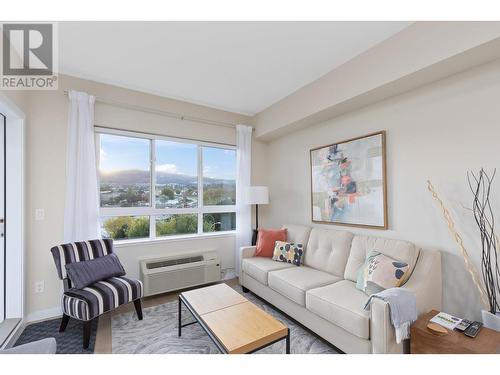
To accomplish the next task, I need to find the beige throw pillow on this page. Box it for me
[356,251,409,295]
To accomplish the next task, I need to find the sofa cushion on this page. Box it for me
[282,224,312,251]
[303,228,354,277]
[255,228,287,257]
[356,251,410,295]
[241,257,294,285]
[272,241,304,266]
[344,235,419,284]
[306,280,370,339]
[268,266,341,306]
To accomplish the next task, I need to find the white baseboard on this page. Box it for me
[26,306,61,324]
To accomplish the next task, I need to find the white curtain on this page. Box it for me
[63,90,100,242]
[235,124,253,277]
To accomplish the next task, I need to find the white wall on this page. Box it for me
[3,74,263,320]
[259,58,500,321]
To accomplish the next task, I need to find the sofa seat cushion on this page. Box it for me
[242,257,294,285]
[306,280,370,339]
[268,266,341,306]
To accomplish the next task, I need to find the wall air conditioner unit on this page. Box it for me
[140,250,221,296]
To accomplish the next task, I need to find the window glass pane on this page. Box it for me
[99,134,150,207]
[203,212,236,232]
[203,147,236,206]
[156,214,198,237]
[155,140,198,208]
[101,216,150,240]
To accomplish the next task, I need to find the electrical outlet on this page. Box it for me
[35,209,45,221]
[34,280,44,294]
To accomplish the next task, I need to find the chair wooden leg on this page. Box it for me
[59,314,70,332]
[83,320,92,349]
[134,299,143,320]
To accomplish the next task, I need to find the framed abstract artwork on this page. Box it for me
[310,131,387,229]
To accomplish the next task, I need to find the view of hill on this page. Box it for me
[100,169,234,185]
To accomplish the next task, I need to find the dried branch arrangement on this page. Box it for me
[467,169,500,314]
[427,180,490,309]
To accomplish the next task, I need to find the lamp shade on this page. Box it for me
[245,186,269,205]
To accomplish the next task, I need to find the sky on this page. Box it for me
[99,133,236,180]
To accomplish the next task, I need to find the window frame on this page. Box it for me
[95,127,237,242]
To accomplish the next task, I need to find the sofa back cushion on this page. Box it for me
[304,228,354,277]
[282,224,312,250]
[344,235,419,284]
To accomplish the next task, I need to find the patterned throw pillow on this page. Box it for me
[356,251,409,295]
[272,241,304,266]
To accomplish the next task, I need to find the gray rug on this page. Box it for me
[15,317,97,354]
[111,285,339,354]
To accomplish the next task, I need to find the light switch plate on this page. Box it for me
[35,208,45,221]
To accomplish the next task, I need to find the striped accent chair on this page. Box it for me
[50,239,143,349]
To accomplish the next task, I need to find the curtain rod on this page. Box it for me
[63,90,250,130]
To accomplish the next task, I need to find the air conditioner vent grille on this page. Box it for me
[146,255,204,269]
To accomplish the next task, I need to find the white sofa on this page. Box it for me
[239,224,442,354]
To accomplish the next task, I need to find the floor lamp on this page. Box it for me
[245,186,269,246]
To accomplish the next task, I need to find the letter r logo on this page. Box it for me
[2,24,53,76]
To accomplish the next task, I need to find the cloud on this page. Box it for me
[100,149,107,161]
[156,163,178,174]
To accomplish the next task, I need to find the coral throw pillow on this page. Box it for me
[255,228,287,257]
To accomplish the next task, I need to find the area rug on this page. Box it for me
[111,285,339,354]
[15,317,97,354]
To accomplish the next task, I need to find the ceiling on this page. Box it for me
[59,22,411,115]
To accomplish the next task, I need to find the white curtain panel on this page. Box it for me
[235,124,253,276]
[63,90,100,242]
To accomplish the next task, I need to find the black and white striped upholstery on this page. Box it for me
[51,239,115,281]
[61,276,143,321]
[51,239,143,321]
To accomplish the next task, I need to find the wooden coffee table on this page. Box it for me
[178,283,290,354]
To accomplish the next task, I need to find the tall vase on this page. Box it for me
[481,310,500,332]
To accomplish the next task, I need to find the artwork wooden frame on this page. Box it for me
[310,131,387,229]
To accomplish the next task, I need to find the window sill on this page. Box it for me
[113,231,236,248]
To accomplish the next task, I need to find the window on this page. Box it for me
[97,129,236,241]
[99,134,150,207]
[203,147,236,206]
[155,140,198,209]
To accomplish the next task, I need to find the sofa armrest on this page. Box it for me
[370,248,442,354]
[401,248,442,315]
[239,245,256,278]
[370,298,403,353]
[241,245,256,259]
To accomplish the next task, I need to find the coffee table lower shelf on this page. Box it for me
[178,294,290,354]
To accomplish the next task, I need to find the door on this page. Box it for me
[0,113,4,323]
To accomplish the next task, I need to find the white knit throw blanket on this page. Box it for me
[364,288,417,343]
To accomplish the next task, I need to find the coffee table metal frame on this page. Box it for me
[178,294,290,354]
